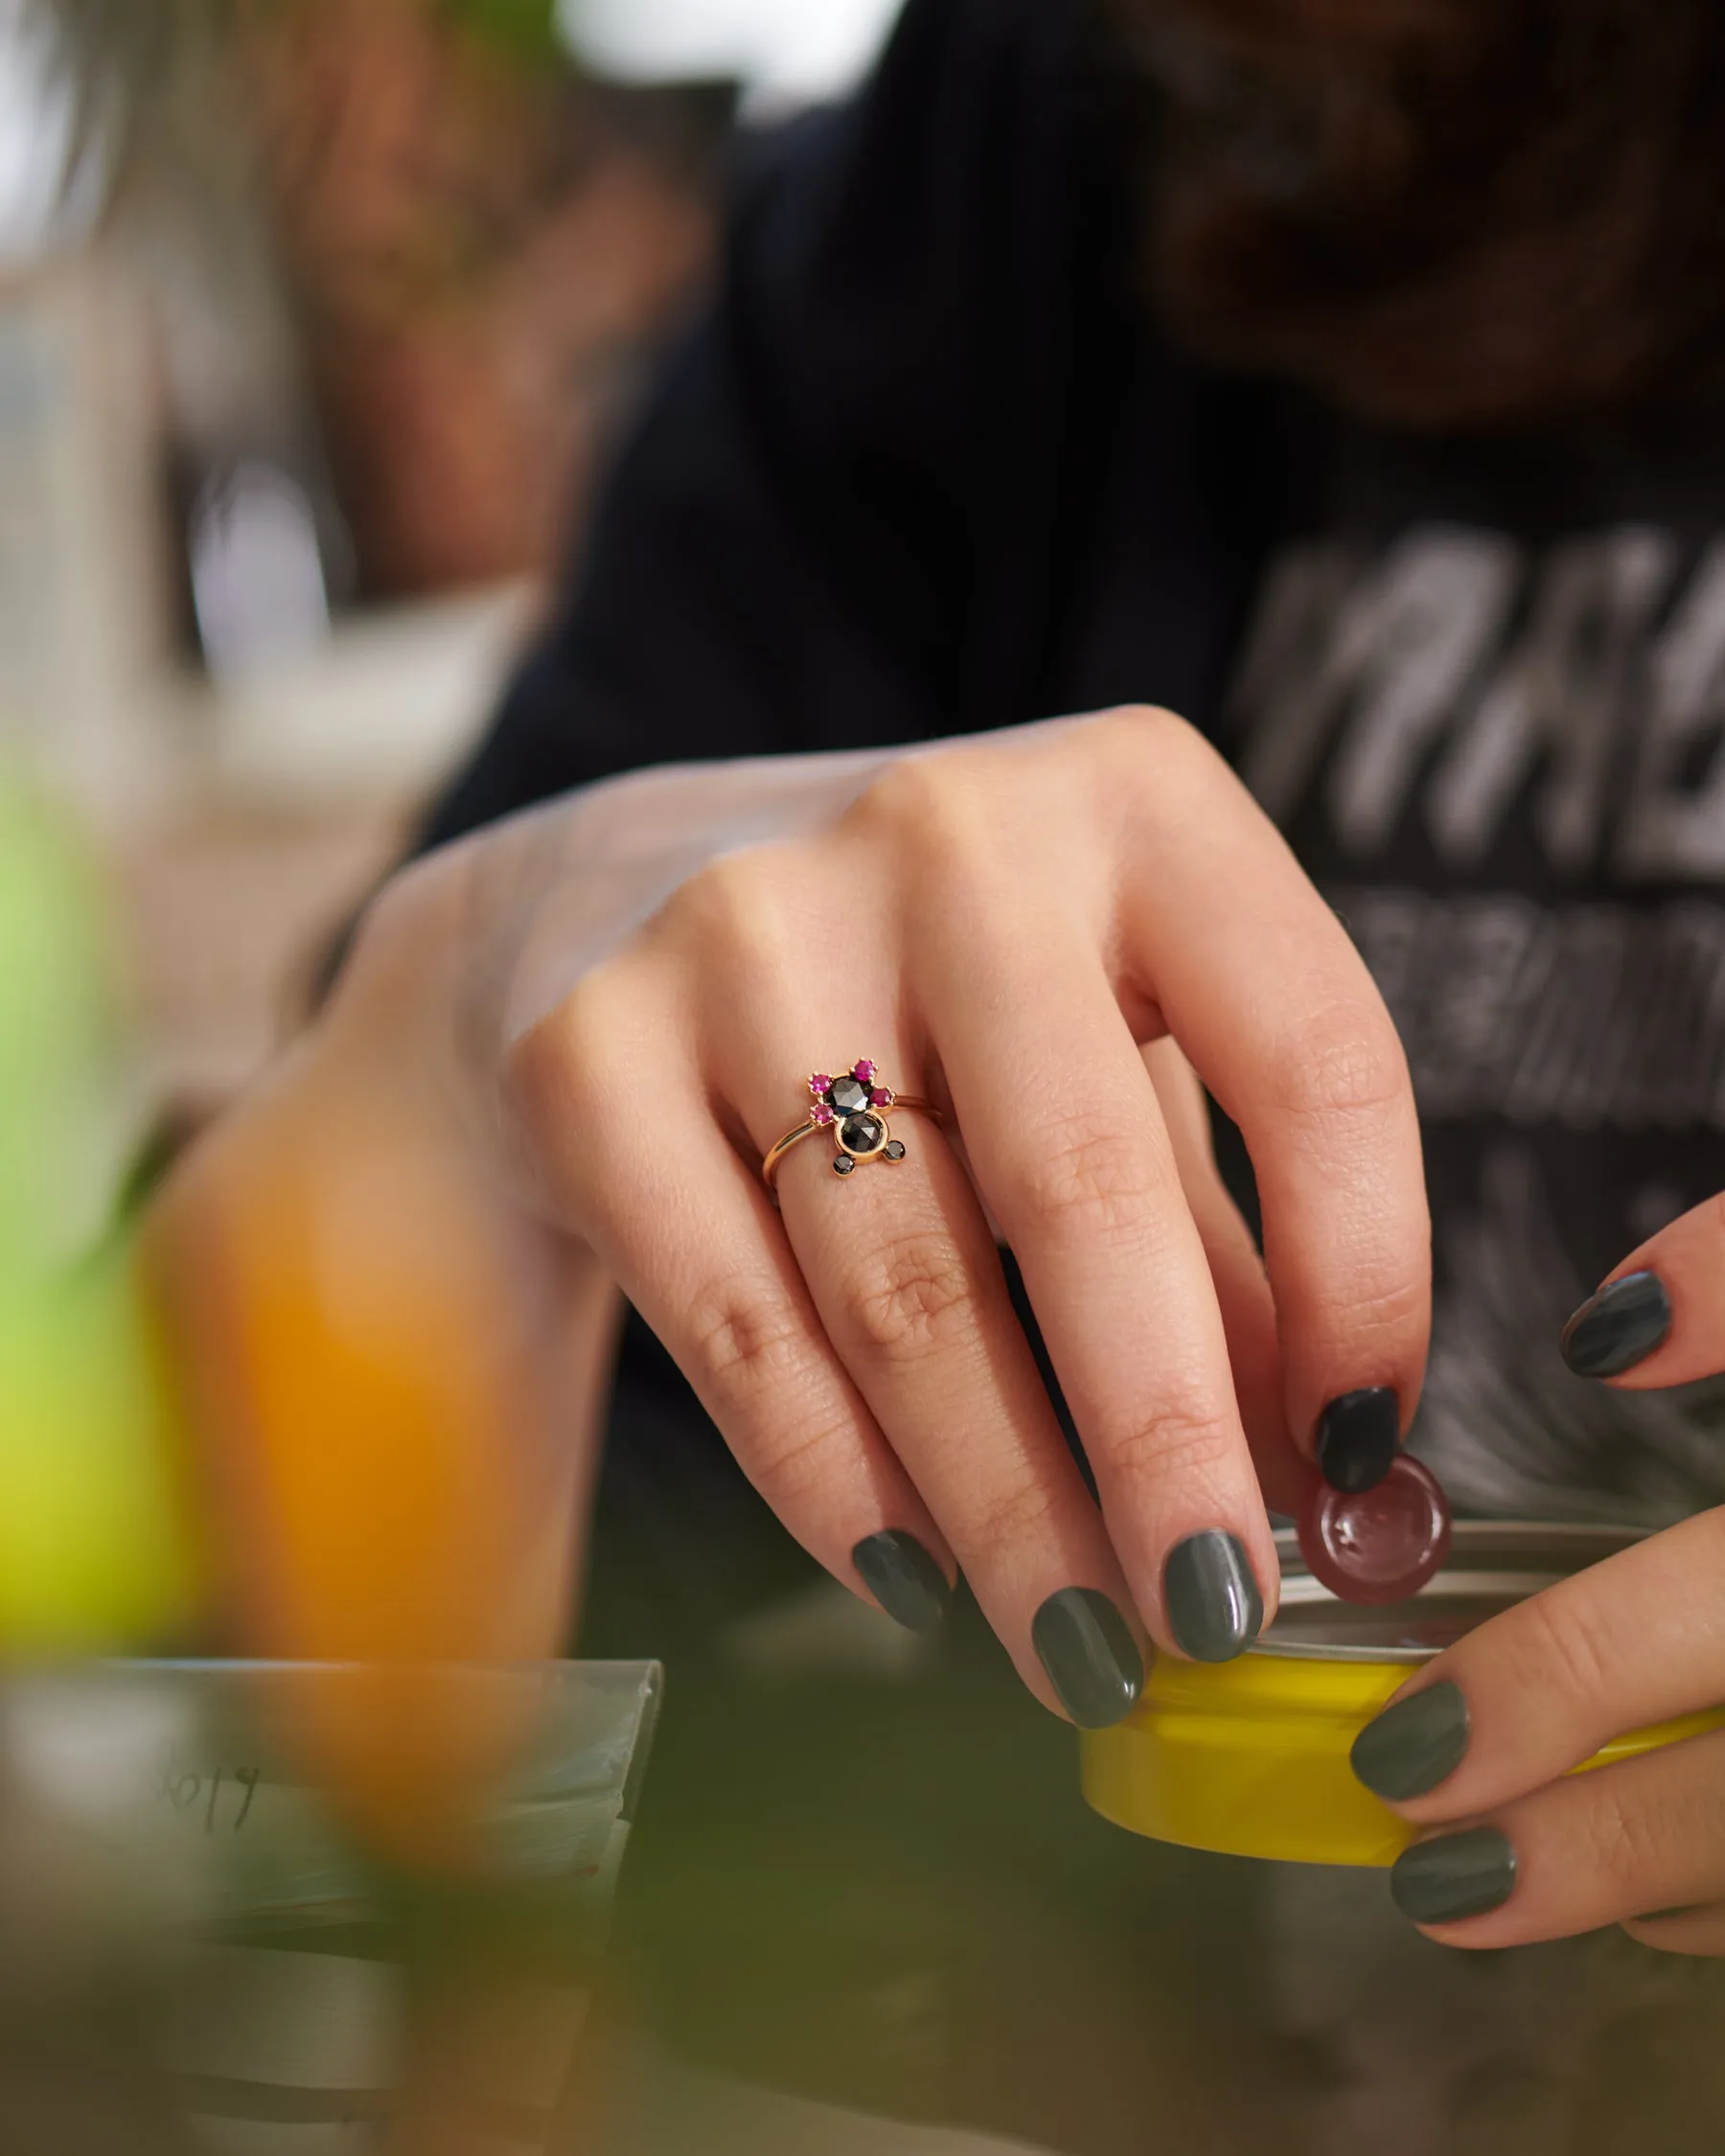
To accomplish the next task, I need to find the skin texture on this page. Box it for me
[1350,1197,1725,1955]
[150,708,1430,1751]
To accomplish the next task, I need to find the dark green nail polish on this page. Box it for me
[852,1530,952,1633]
[1560,1271,1671,1379]
[1352,1682,1470,1800]
[1162,1531,1263,1663]
[1032,1588,1144,1728]
[1391,1828,1516,1926]
[1315,1388,1399,1493]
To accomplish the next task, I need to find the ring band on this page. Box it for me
[762,1060,939,1194]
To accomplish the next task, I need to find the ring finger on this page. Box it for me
[755,1043,1148,1729]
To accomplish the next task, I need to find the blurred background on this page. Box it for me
[1,0,903,1129]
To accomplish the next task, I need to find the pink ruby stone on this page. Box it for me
[812,1103,835,1126]
[869,1088,893,1109]
[852,1060,877,1085]
[809,1074,833,1097]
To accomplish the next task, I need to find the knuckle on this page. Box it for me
[1307,1268,1431,1357]
[746,1417,851,1516]
[850,752,997,873]
[1105,1391,1238,1489]
[970,1470,1063,1551]
[1083,704,1218,809]
[505,971,634,1195]
[685,1275,812,1402]
[1586,1778,1668,1895]
[1269,1003,1412,1125]
[1088,702,1197,763]
[1005,1114,1162,1244]
[846,1227,978,1362]
[1514,1586,1614,1712]
[660,847,801,974]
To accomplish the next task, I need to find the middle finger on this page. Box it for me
[925,932,1281,1664]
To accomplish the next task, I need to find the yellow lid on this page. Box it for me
[1082,1525,1725,1867]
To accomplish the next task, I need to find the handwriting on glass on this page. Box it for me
[154,1753,263,1832]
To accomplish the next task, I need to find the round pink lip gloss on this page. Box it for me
[1298,1454,1454,1606]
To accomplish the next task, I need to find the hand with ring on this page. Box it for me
[149,708,1431,1732]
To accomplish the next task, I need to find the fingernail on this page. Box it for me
[1351,1681,1470,1800]
[1032,1588,1145,1728]
[1391,1827,1516,1926]
[1315,1387,1400,1493]
[1162,1531,1264,1663]
[852,1530,952,1634]
[1560,1271,1672,1379]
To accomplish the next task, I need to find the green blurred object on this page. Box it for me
[439,0,565,67]
[0,773,197,1651]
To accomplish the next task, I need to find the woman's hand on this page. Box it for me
[151,707,1430,1732]
[1349,1199,1725,1952]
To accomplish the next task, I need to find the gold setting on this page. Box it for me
[762,1060,938,1196]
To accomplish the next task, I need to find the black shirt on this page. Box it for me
[427,0,1725,1564]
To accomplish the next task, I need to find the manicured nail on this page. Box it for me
[1351,1681,1469,1800]
[1032,1588,1145,1728]
[1162,1531,1263,1663]
[1561,1271,1672,1379]
[1391,1827,1516,1926]
[852,1530,952,1633]
[1315,1387,1400,1493]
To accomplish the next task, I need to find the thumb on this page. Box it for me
[1557,1204,1717,1388]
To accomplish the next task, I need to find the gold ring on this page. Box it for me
[762,1060,939,1194]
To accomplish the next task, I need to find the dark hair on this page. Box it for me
[1106,0,1725,430]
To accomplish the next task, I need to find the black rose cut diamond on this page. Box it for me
[840,1113,886,1156]
[829,1076,870,1116]
[884,1140,907,1161]
[833,1156,856,1175]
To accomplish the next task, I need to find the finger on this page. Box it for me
[1388,1725,1725,1949]
[759,1054,1146,1725]
[1621,1901,1725,1955]
[1144,1040,1311,1520]
[1558,1197,1723,1387]
[927,929,1279,1665]
[1106,710,1431,1493]
[508,969,957,1636]
[1346,1510,1725,1822]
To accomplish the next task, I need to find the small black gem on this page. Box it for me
[830,1077,868,1115]
[833,1156,856,1175]
[840,1113,885,1155]
[884,1140,907,1161]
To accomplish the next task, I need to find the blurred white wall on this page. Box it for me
[559,0,905,114]
[0,0,103,267]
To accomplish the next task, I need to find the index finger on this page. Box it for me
[1108,710,1432,1495]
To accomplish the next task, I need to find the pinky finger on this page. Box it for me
[612,1138,958,1632]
